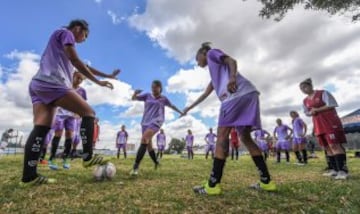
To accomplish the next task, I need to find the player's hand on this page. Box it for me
[109,69,121,79]
[310,108,318,115]
[227,77,237,93]
[182,107,191,116]
[134,89,143,95]
[99,80,114,90]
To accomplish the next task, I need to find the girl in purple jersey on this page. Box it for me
[184,43,276,195]
[116,125,128,159]
[253,129,271,161]
[273,119,293,164]
[21,20,120,186]
[156,129,166,159]
[130,80,183,176]
[186,130,194,160]
[290,111,308,165]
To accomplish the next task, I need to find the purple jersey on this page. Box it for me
[117,131,128,144]
[206,49,258,103]
[33,28,76,88]
[292,117,305,138]
[185,135,194,147]
[254,130,266,141]
[274,125,291,141]
[136,93,172,127]
[205,133,217,145]
[75,87,87,100]
[157,133,166,146]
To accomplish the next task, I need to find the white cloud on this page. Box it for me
[130,0,360,132]
[107,10,126,25]
[94,0,102,4]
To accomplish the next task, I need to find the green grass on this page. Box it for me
[0,153,359,214]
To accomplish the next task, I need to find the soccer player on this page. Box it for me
[183,43,276,195]
[185,130,194,160]
[116,125,128,159]
[273,119,293,164]
[93,118,100,148]
[290,111,308,165]
[130,80,183,176]
[230,128,240,160]
[21,19,120,186]
[48,72,87,170]
[300,78,348,179]
[254,129,271,161]
[156,129,166,159]
[205,128,216,159]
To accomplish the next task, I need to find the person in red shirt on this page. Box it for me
[93,118,100,148]
[300,78,348,180]
[230,128,240,160]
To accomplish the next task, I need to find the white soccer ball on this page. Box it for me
[93,162,116,181]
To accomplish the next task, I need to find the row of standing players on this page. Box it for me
[21,20,348,198]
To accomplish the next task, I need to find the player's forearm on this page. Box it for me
[72,59,101,85]
[315,106,335,113]
[87,65,112,78]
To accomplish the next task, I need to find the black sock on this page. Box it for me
[325,151,332,169]
[335,154,348,173]
[295,151,302,162]
[62,138,72,159]
[329,156,337,171]
[133,144,147,170]
[49,136,61,161]
[231,150,234,160]
[160,152,163,158]
[285,151,290,162]
[302,149,308,164]
[22,126,50,182]
[80,116,95,161]
[149,150,158,164]
[236,149,239,160]
[39,146,47,161]
[157,152,160,159]
[117,149,120,159]
[124,151,127,159]
[264,152,268,161]
[208,158,226,187]
[252,155,271,184]
[277,151,281,162]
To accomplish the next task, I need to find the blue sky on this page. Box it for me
[1,0,359,149]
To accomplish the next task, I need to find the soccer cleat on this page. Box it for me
[193,181,222,195]
[295,162,305,166]
[48,160,59,170]
[39,159,48,165]
[63,159,70,169]
[130,169,138,176]
[19,175,56,187]
[334,171,349,180]
[250,180,277,192]
[322,170,337,177]
[82,154,109,168]
[155,162,160,170]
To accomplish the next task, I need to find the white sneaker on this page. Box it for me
[334,171,349,180]
[130,169,138,176]
[295,162,305,166]
[322,170,337,177]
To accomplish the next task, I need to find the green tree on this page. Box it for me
[256,0,360,21]
[165,138,186,154]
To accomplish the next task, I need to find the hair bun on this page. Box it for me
[201,42,211,48]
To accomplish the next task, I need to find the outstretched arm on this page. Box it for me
[87,65,120,79]
[64,45,114,89]
[132,90,143,101]
[169,104,184,116]
[183,82,214,115]
[287,127,293,139]
[303,122,308,137]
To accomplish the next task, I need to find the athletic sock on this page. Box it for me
[208,158,225,187]
[277,151,281,162]
[133,144,147,170]
[285,151,290,162]
[325,151,332,169]
[22,126,50,182]
[295,151,302,162]
[335,154,348,173]
[124,151,127,159]
[62,138,72,159]
[329,155,337,171]
[252,155,271,184]
[39,146,47,161]
[302,149,308,164]
[49,136,61,161]
[149,150,158,164]
[80,116,95,161]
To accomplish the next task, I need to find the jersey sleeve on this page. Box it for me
[163,96,172,107]
[207,49,227,64]
[135,93,149,101]
[59,29,75,46]
[322,91,338,107]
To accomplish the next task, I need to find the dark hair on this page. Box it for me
[67,19,89,32]
[300,78,312,86]
[197,42,212,56]
[152,80,163,93]
[290,111,299,117]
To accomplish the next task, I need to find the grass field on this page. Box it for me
[0,153,359,214]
